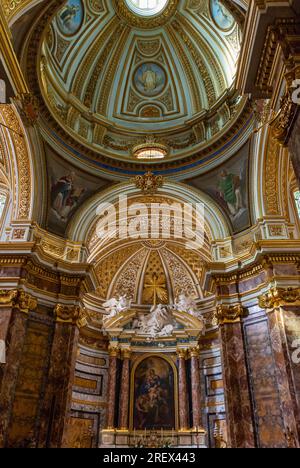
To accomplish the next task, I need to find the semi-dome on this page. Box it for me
[36,0,244,166]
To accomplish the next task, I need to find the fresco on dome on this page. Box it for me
[188,141,250,233]
[46,147,108,236]
[133,356,175,430]
[210,0,234,30]
[57,0,84,36]
[134,63,167,97]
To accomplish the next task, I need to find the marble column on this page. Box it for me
[38,304,87,448]
[177,348,189,430]
[119,349,131,430]
[259,287,300,447]
[189,346,202,430]
[217,304,256,448]
[106,345,119,430]
[0,291,37,448]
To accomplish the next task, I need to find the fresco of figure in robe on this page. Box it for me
[51,172,86,222]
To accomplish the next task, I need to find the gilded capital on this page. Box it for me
[16,291,38,314]
[0,290,18,307]
[108,344,119,358]
[216,304,245,325]
[121,348,132,360]
[0,290,37,314]
[189,346,200,358]
[259,287,300,310]
[54,304,88,329]
[177,348,187,359]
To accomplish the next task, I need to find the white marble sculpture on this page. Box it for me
[173,293,206,332]
[133,304,175,338]
[102,295,131,321]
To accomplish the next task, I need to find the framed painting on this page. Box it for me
[131,355,177,430]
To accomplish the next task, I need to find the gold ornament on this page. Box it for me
[134,171,164,195]
[216,304,245,325]
[259,287,300,310]
[54,304,88,329]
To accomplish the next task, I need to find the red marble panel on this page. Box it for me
[220,323,255,448]
[244,319,287,448]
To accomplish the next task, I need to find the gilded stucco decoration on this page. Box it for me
[33,0,243,164]
[94,240,203,304]
[0,105,32,220]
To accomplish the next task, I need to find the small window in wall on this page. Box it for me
[0,193,6,221]
[294,191,300,219]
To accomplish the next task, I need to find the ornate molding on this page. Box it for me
[271,73,300,145]
[0,289,37,313]
[54,304,88,329]
[14,93,39,126]
[0,289,19,306]
[134,171,164,195]
[16,291,37,313]
[216,304,245,325]
[0,105,32,219]
[113,0,179,29]
[259,286,300,309]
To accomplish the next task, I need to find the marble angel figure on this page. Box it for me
[102,295,131,321]
[173,294,206,332]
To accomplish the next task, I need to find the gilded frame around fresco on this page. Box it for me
[129,353,179,432]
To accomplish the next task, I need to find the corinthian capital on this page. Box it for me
[54,304,88,329]
[0,290,18,306]
[216,304,245,325]
[0,290,37,313]
[17,291,38,313]
[259,287,300,309]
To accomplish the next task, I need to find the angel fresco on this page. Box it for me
[57,0,83,36]
[217,169,245,217]
[51,172,86,222]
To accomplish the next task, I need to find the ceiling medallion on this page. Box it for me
[114,0,179,29]
[132,137,169,160]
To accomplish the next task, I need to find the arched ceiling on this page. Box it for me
[36,0,244,167]
[94,240,206,304]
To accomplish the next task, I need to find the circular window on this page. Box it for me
[125,0,169,17]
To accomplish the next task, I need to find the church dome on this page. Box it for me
[36,0,243,165]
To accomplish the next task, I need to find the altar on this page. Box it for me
[100,297,207,448]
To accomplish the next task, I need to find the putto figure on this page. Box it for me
[173,293,206,333]
[102,295,132,321]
